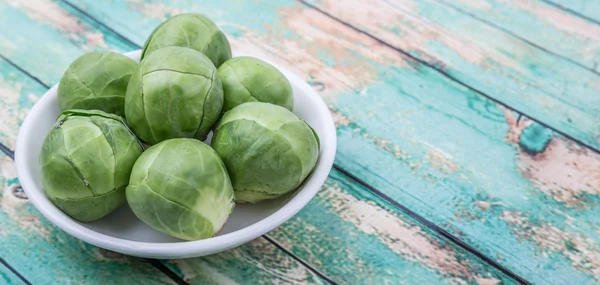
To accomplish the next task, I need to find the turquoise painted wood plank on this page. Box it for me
[59,0,600,284]
[162,238,330,284]
[436,0,600,72]
[0,0,137,85]
[308,0,600,152]
[0,263,27,285]
[0,2,518,284]
[265,169,518,284]
[0,61,41,151]
[543,0,600,23]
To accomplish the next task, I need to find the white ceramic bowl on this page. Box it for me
[14,49,336,259]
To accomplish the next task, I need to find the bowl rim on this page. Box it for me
[14,49,337,258]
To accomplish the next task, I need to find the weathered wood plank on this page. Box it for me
[0,60,44,151]
[307,0,600,152]
[0,1,520,284]
[0,0,138,84]
[436,0,600,72]
[542,0,600,24]
[0,262,27,285]
[60,0,600,284]
[266,169,518,285]
[163,238,330,284]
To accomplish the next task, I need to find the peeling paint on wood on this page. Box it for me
[0,0,135,85]
[0,0,520,284]
[308,0,600,152]
[5,0,107,49]
[443,0,600,72]
[165,239,328,284]
[0,60,43,149]
[269,170,517,284]
[501,211,600,282]
[505,111,600,208]
[0,0,598,284]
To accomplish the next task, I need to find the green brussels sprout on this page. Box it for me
[211,102,320,203]
[39,110,143,222]
[126,138,235,240]
[125,46,224,145]
[141,13,231,67]
[57,51,138,117]
[218,56,294,112]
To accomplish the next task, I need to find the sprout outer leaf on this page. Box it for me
[40,109,143,222]
[211,102,319,203]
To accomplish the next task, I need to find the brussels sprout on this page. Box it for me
[211,102,319,203]
[218,56,294,112]
[125,46,224,145]
[57,51,138,117]
[126,138,235,240]
[141,13,231,67]
[39,110,143,222]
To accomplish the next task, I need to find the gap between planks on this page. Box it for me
[0,0,555,280]
[60,0,141,49]
[147,259,189,285]
[435,0,600,76]
[0,257,32,285]
[298,0,600,158]
[331,165,531,285]
[0,0,559,282]
[13,0,592,282]
[262,235,340,285]
[539,0,600,26]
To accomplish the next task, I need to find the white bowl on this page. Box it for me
[14,49,336,259]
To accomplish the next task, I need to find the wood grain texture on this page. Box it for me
[303,0,600,283]
[0,0,135,85]
[307,0,600,152]
[0,59,43,151]
[57,0,600,284]
[267,169,518,285]
[163,238,329,285]
[438,0,600,73]
[0,1,518,284]
[543,0,600,24]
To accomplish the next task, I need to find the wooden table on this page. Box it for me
[0,0,598,284]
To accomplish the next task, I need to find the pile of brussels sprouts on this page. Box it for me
[40,13,320,241]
